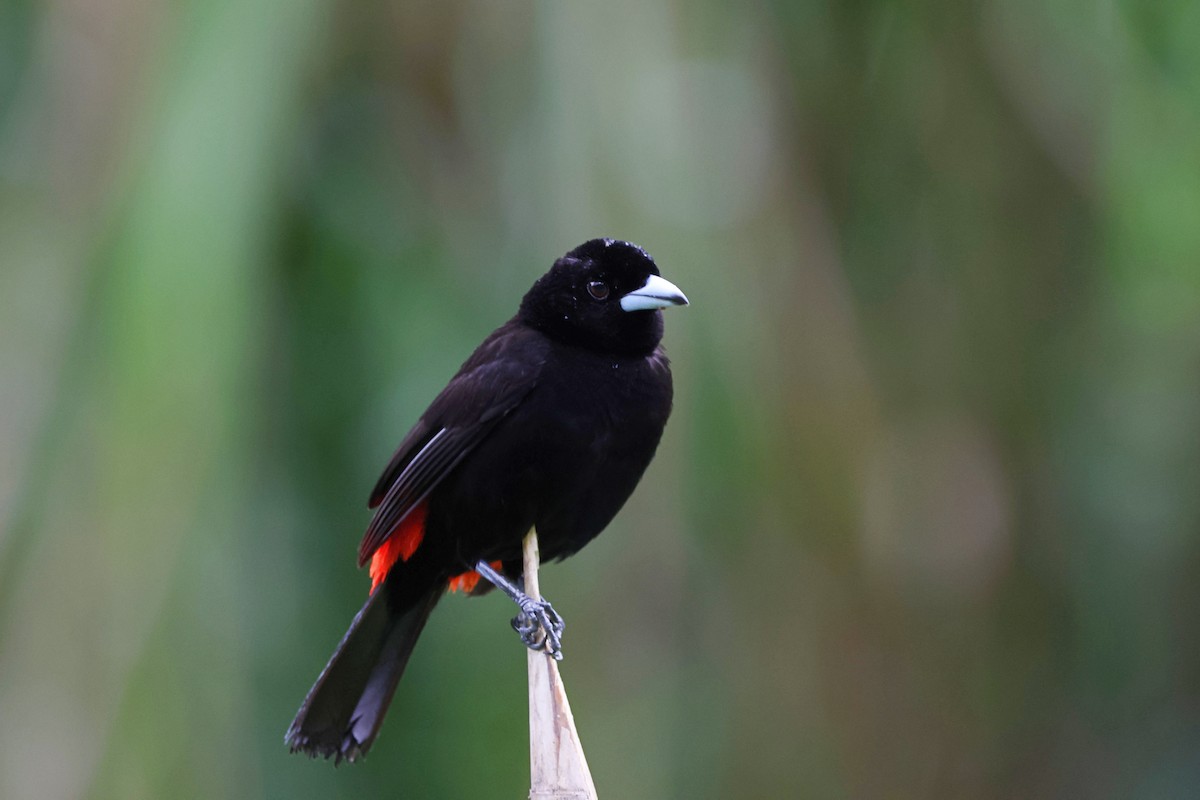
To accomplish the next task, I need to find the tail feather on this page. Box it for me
[286,584,443,762]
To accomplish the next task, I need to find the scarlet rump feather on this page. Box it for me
[368,500,428,593]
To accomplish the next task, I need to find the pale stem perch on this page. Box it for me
[524,529,598,800]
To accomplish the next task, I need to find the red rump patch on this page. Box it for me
[369,501,428,593]
[449,560,504,594]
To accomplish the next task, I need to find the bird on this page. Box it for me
[285,238,688,763]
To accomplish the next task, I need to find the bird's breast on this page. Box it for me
[521,347,673,555]
[429,345,672,566]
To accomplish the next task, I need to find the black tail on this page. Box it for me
[286,583,443,762]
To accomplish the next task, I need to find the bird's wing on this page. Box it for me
[357,322,546,566]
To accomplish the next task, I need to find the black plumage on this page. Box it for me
[286,238,687,761]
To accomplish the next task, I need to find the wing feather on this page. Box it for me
[356,322,546,566]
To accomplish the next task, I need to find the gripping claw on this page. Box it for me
[473,560,566,660]
[511,598,565,660]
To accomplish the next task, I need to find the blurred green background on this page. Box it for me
[2,0,1199,797]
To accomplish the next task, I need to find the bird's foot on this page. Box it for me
[512,597,565,660]
[472,559,566,660]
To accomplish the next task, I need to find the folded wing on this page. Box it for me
[357,322,546,566]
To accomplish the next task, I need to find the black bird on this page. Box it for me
[286,238,688,762]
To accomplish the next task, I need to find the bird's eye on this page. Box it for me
[587,281,610,301]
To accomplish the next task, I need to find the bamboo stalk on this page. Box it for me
[523,529,598,800]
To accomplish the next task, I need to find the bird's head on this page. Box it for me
[519,239,688,355]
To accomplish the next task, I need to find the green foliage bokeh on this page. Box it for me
[1,1,1199,798]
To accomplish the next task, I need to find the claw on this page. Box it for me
[511,612,543,647]
[512,598,565,660]
[472,560,566,660]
